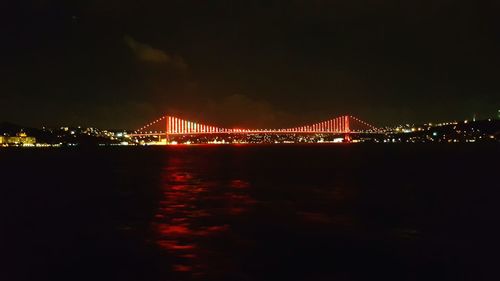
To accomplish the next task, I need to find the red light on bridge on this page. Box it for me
[134,114,378,137]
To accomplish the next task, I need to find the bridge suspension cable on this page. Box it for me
[131,115,379,137]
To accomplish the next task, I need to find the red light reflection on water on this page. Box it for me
[159,225,191,235]
[173,264,193,272]
[230,179,250,189]
[157,240,196,250]
[151,157,255,278]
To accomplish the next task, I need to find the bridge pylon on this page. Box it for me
[165,116,169,142]
[344,115,351,142]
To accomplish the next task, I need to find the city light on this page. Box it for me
[1,114,498,147]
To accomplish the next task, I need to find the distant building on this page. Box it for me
[0,133,36,145]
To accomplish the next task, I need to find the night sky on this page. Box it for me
[1,1,499,129]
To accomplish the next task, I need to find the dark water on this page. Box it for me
[1,144,499,281]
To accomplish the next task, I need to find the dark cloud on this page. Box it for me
[124,35,188,70]
[1,1,499,128]
[201,94,291,128]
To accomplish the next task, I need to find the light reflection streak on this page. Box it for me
[151,156,255,278]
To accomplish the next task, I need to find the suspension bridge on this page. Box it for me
[129,115,380,141]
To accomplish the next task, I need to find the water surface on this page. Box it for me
[1,144,499,280]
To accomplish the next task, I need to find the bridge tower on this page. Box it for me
[344,115,351,142]
[165,116,169,142]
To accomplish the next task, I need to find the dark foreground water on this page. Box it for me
[1,144,499,281]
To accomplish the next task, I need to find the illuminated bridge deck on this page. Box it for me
[131,115,380,137]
